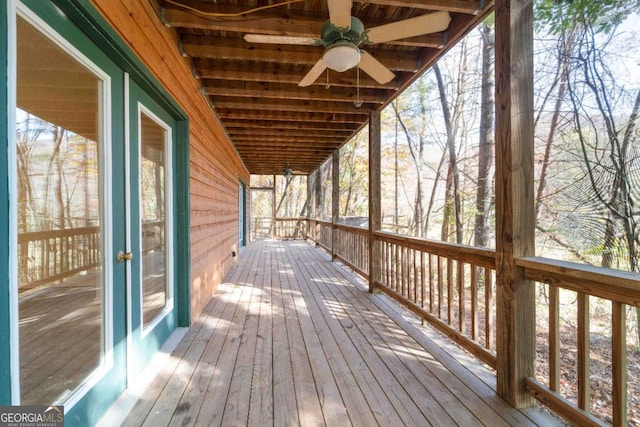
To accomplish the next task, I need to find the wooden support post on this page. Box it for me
[305,172,312,239]
[369,111,381,293]
[494,0,536,408]
[331,150,340,260]
[314,167,322,220]
[272,174,277,239]
[306,172,312,219]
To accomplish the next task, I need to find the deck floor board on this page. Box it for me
[117,240,561,427]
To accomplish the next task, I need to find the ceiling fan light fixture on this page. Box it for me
[322,42,360,72]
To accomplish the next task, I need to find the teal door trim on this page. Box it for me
[127,79,179,380]
[0,0,13,405]
[175,120,191,326]
[239,180,247,247]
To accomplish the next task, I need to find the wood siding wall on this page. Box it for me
[90,0,250,322]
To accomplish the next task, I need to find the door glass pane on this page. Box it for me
[16,16,105,404]
[140,113,168,327]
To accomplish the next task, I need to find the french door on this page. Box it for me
[11,1,180,424]
[13,3,128,422]
[125,79,177,381]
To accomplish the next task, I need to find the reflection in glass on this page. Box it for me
[16,16,104,404]
[140,113,168,327]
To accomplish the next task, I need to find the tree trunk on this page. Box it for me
[391,101,424,237]
[434,63,463,244]
[568,26,640,344]
[535,32,575,219]
[441,165,454,242]
[154,162,164,220]
[474,23,495,248]
[341,146,357,217]
[275,176,292,217]
[424,149,448,235]
[44,127,64,230]
[394,102,399,231]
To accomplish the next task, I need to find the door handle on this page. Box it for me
[117,250,133,263]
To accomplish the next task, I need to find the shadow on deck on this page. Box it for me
[102,240,561,426]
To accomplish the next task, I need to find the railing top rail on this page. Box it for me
[333,222,368,236]
[18,226,100,242]
[374,230,496,268]
[309,219,333,226]
[517,256,640,306]
[273,217,308,221]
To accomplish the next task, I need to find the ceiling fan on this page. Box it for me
[243,0,451,87]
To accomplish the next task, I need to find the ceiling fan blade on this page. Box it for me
[243,34,316,45]
[366,11,451,44]
[328,0,352,28]
[358,51,395,84]
[299,59,327,87]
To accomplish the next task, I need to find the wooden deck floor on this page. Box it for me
[114,240,560,427]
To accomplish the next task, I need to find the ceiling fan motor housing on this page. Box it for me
[321,17,366,46]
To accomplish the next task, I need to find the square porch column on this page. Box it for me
[495,0,536,408]
[369,111,381,293]
[331,149,340,260]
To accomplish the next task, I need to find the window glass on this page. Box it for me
[16,15,105,404]
[140,112,168,327]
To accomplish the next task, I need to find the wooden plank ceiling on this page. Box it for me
[155,0,494,175]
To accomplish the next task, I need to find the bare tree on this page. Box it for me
[391,98,426,237]
[434,62,464,244]
[562,22,640,342]
[473,22,495,248]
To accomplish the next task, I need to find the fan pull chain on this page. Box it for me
[355,66,363,108]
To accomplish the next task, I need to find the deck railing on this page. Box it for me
[518,257,639,427]
[251,217,308,240]
[304,220,639,426]
[18,221,164,291]
[333,223,369,279]
[18,226,101,291]
[308,219,332,251]
[374,231,497,368]
[250,217,273,240]
[274,217,307,239]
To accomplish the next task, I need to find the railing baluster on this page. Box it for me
[411,249,418,303]
[471,265,477,340]
[447,258,453,325]
[402,246,408,298]
[384,242,389,287]
[458,261,464,333]
[437,256,443,318]
[577,292,590,410]
[549,284,560,392]
[420,251,425,310]
[395,243,400,293]
[485,269,492,350]
[429,254,434,313]
[612,301,627,427]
